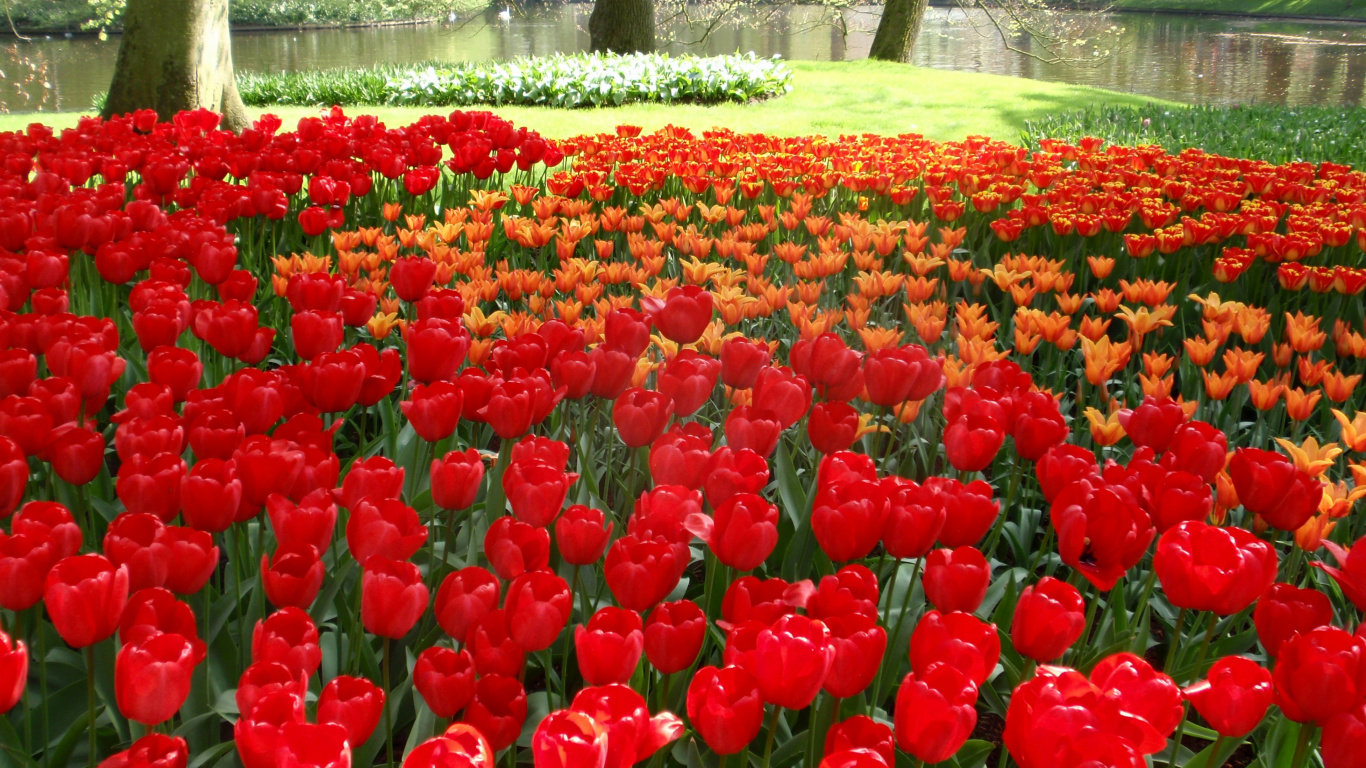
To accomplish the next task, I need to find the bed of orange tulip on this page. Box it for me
[0,106,1364,768]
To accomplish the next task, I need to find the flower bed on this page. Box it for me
[0,107,1364,768]
[237,53,795,109]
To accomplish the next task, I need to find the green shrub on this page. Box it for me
[1022,103,1366,167]
[236,52,794,109]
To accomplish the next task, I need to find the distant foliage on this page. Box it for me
[5,0,481,31]
[237,53,795,108]
[1023,103,1366,169]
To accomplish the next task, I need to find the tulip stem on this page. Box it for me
[1189,612,1218,684]
[761,706,779,768]
[85,644,97,768]
[383,637,395,767]
[1164,702,1189,768]
[1163,607,1186,676]
[1290,722,1317,768]
[871,554,923,711]
[1206,736,1225,768]
[561,565,580,709]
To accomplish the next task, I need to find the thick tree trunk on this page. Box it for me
[589,0,656,54]
[102,0,249,132]
[868,0,930,63]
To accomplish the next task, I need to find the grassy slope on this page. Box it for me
[0,61,1174,142]
[1110,0,1366,20]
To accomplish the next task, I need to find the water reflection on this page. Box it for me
[5,5,1366,111]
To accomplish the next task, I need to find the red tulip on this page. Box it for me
[910,610,1000,687]
[555,505,613,565]
[576,607,645,686]
[643,599,706,675]
[1089,652,1184,751]
[657,350,720,417]
[402,382,463,443]
[812,470,887,563]
[252,608,322,680]
[463,674,528,753]
[1154,521,1277,615]
[234,691,307,768]
[1052,478,1154,591]
[232,436,305,509]
[483,516,550,581]
[823,613,886,698]
[503,460,577,528]
[337,455,405,511]
[290,310,343,361]
[435,566,501,645]
[703,447,769,508]
[236,662,308,724]
[1183,656,1273,738]
[318,674,385,748]
[44,554,130,648]
[44,424,105,486]
[404,318,470,385]
[648,423,713,489]
[686,665,764,755]
[1317,535,1366,612]
[754,614,835,709]
[944,411,1005,472]
[469,609,526,679]
[1160,420,1228,483]
[300,349,365,414]
[362,556,429,639]
[0,436,25,518]
[723,406,782,458]
[96,733,189,768]
[266,489,336,557]
[0,531,55,612]
[894,662,978,763]
[180,459,242,533]
[532,710,607,768]
[569,684,684,768]
[146,347,203,403]
[1273,626,1366,725]
[1005,667,1145,768]
[0,630,25,714]
[923,546,990,614]
[807,401,861,455]
[1118,396,1186,453]
[927,476,998,548]
[115,632,204,725]
[402,724,495,768]
[687,492,778,572]
[392,255,438,302]
[261,543,325,609]
[504,569,571,652]
[276,722,351,768]
[862,344,943,406]
[12,501,80,560]
[604,534,686,613]
[1228,447,1322,532]
[791,334,863,402]
[1010,576,1086,663]
[824,716,894,766]
[413,646,476,719]
[806,566,879,621]
[880,477,946,560]
[641,286,713,345]
[346,497,428,565]
[119,588,198,647]
[1254,582,1333,658]
[431,449,485,511]
[104,513,169,593]
[720,337,771,390]
[613,388,675,449]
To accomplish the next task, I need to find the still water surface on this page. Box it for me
[6,6,1366,111]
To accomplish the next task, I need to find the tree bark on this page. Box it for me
[869,0,930,62]
[102,0,249,132]
[589,0,656,54]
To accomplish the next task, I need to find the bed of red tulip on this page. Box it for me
[1,105,1366,768]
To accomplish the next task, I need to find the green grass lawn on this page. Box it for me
[0,61,1177,142]
[1111,0,1366,20]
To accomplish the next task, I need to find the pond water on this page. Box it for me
[6,5,1366,112]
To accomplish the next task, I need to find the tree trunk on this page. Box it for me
[102,0,249,132]
[589,0,656,54]
[868,0,930,63]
